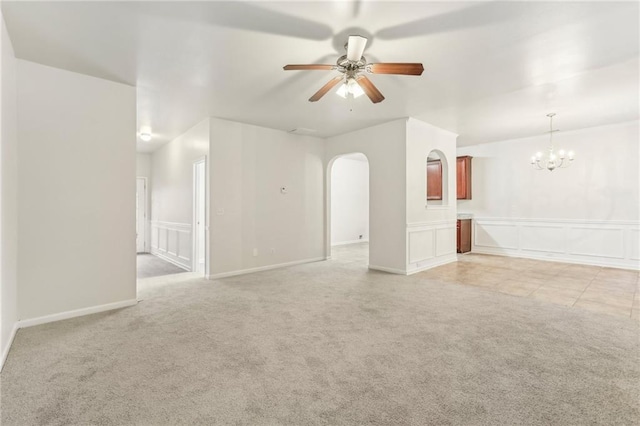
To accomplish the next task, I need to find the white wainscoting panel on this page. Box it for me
[167,229,178,256]
[520,224,565,254]
[178,229,192,263]
[150,221,192,270]
[473,218,640,270]
[406,221,457,274]
[568,227,624,259]
[475,222,518,250]
[630,229,640,261]
[409,230,434,264]
[436,228,456,257]
[158,228,167,252]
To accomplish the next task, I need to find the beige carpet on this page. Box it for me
[1,248,638,425]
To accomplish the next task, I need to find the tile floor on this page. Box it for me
[333,243,640,320]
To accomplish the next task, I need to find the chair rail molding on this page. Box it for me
[150,221,192,270]
[472,217,640,270]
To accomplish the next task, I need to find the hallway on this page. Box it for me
[137,254,187,280]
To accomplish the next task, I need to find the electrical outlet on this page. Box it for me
[253,248,258,257]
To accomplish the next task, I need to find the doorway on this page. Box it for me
[193,158,207,275]
[136,177,147,253]
[328,153,370,265]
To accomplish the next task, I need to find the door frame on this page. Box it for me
[325,153,370,262]
[136,176,148,253]
[192,157,208,275]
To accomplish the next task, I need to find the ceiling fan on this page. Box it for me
[283,35,424,104]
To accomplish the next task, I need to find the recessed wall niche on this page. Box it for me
[426,150,448,206]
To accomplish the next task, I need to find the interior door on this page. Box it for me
[194,160,206,274]
[136,178,146,253]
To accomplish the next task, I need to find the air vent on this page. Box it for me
[288,128,317,135]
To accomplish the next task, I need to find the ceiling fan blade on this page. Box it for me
[309,76,344,102]
[368,63,424,76]
[356,75,385,103]
[346,35,368,61]
[284,64,335,71]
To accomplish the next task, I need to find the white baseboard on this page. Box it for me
[150,249,191,272]
[0,322,19,372]
[331,239,369,247]
[369,255,458,276]
[208,257,325,279]
[17,299,138,329]
[472,248,640,271]
[406,255,457,275]
[368,264,407,275]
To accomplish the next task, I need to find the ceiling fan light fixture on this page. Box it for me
[349,79,365,98]
[284,35,423,103]
[336,78,364,99]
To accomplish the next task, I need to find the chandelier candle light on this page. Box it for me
[531,113,574,171]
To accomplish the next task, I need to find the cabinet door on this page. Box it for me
[426,160,442,200]
[456,156,472,200]
[459,219,472,253]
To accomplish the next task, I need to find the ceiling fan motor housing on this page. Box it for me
[337,55,367,74]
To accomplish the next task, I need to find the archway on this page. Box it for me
[327,153,370,265]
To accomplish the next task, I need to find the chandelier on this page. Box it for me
[531,113,574,171]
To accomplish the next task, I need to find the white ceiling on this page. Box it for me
[2,1,638,152]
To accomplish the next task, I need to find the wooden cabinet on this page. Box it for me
[457,219,471,253]
[456,156,472,200]
[426,159,442,200]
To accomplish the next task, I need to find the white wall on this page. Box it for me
[325,119,407,273]
[405,118,459,273]
[136,153,151,179]
[17,60,137,320]
[330,154,369,246]
[458,120,640,269]
[0,11,18,369]
[209,117,324,278]
[150,119,209,271]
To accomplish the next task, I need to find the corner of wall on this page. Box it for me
[16,59,137,321]
[0,10,19,372]
[0,322,18,372]
[404,117,459,274]
[0,11,18,369]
